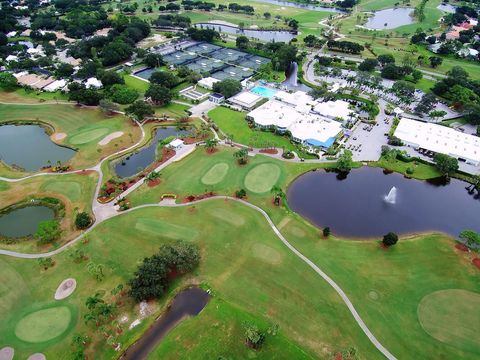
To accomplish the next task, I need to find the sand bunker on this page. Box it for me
[51,132,67,141]
[54,278,77,300]
[27,354,45,360]
[98,131,124,146]
[0,347,14,360]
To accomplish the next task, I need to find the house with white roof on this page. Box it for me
[228,91,263,110]
[394,118,480,166]
[312,100,353,121]
[43,79,67,92]
[85,77,102,89]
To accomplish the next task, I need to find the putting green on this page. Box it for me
[68,127,110,145]
[15,306,72,343]
[252,243,283,265]
[244,163,281,193]
[135,218,199,240]
[417,289,480,352]
[201,163,229,185]
[41,181,82,201]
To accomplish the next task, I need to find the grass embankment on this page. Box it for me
[0,201,384,360]
[0,172,98,253]
[127,146,334,207]
[0,89,69,103]
[371,155,441,180]
[0,104,142,174]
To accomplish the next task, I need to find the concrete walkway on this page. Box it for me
[0,196,397,360]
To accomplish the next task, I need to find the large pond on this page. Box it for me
[194,23,296,42]
[287,167,480,238]
[254,0,344,13]
[115,127,190,178]
[121,287,210,360]
[0,206,55,238]
[364,8,415,30]
[0,124,75,171]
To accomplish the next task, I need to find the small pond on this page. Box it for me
[114,127,190,178]
[121,287,210,360]
[0,206,55,238]
[194,23,296,42]
[134,68,156,81]
[364,8,415,30]
[254,0,345,13]
[287,167,480,238]
[0,124,75,171]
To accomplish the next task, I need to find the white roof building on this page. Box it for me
[7,31,17,38]
[313,100,352,120]
[85,77,102,89]
[228,91,263,110]
[43,79,67,92]
[394,118,480,166]
[6,55,19,62]
[168,139,184,149]
[198,76,220,90]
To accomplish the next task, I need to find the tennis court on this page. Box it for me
[211,66,254,81]
[163,51,197,65]
[209,48,248,64]
[184,42,221,56]
[186,58,225,73]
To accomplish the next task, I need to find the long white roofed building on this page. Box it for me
[394,118,480,166]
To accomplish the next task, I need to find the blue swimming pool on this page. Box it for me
[250,86,277,98]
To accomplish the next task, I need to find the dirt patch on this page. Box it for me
[98,131,124,146]
[147,178,161,187]
[206,148,219,155]
[54,278,77,300]
[259,148,278,155]
[472,258,480,269]
[51,132,67,141]
[455,243,469,252]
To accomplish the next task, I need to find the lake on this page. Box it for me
[115,127,190,178]
[194,23,296,42]
[0,124,75,171]
[0,205,55,238]
[287,167,480,238]
[121,287,210,360]
[364,8,415,30]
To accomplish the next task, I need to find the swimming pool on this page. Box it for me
[133,68,156,81]
[250,86,277,98]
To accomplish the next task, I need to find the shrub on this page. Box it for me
[75,212,92,230]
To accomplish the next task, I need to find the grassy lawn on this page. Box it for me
[127,146,333,207]
[370,156,442,180]
[153,102,190,118]
[0,201,384,359]
[208,106,315,156]
[0,89,69,104]
[0,172,98,253]
[0,104,142,175]
[123,74,149,94]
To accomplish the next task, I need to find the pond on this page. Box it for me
[0,206,55,238]
[254,0,345,13]
[121,287,210,360]
[364,8,415,30]
[114,127,190,178]
[194,23,296,42]
[0,124,75,171]
[287,167,480,238]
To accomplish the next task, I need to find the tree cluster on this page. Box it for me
[327,40,364,54]
[153,14,192,28]
[213,78,243,98]
[128,241,200,302]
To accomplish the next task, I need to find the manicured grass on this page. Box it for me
[153,102,190,118]
[0,89,69,104]
[0,172,97,253]
[127,146,330,206]
[208,107,301,152]
[0,103,142,173]
[124,74,149,94]
[0,201,384,359]
[370,156,441,180]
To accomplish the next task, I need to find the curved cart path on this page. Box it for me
[0,195,396,360]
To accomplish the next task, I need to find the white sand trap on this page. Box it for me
[27,354,46,360]
[51,132,67,141]
[54,278,77,300]
[98,131,124,146]
[0,347,14,360]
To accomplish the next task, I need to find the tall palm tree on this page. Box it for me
[270,185,285,206]
[205,138,218,152]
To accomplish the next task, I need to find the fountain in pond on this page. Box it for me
[384,186,397,204]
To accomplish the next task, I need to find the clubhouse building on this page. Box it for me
[394,118,480,166]
[246,90,347,148]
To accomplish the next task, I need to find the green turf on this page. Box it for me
[201,162,230,185]
[40,180,82,202]
[135,217,200,239]
[417,289,480,352]
[0,182,10,191]
[14,306,72,343]
[68,127,110,145]
[244,163,281,193]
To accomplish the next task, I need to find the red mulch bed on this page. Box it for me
[472,258,480,269]
[334,353,343,360]
[147,178,161,187]
[183,136,207,145]
[183,192,216,203]
[206,148,219,155]
[379,243,390,251]
[259,148,278,155]
[455,243,469,252]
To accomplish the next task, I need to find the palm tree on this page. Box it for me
[205,138,218,152]
[234,148,249,164]
[270,185,285,206]
[86,292,104,310]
